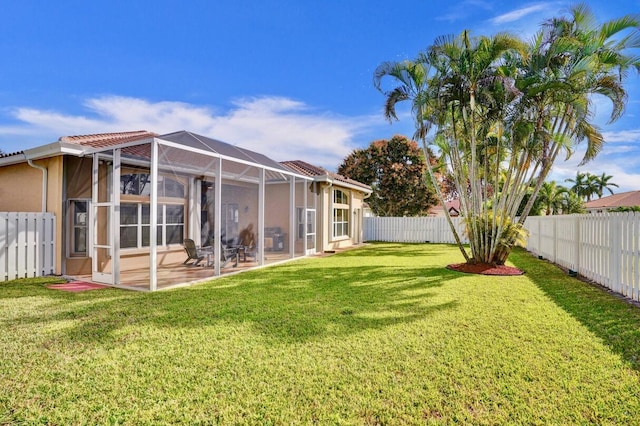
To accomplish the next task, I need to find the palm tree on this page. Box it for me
[565,171,594,201]
[593,173,618,198]
[537,181,568,215]
[373,58,471,261]
[516,3,639,221]
[560,191,586,214]
[566,172,618,201]
[424,30,527,264]
[375,3,639,266]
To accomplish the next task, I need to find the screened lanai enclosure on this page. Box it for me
[87,131,316,291]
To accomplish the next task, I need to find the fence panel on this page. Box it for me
[524,212,639,303]
[364,216,468,244]
[0,212,56,281]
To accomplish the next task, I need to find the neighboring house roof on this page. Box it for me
[584,190,640,210]
[429,199,461,216]
[280,160,372,193]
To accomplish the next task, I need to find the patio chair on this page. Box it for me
[183,238,206,266]
[221,244,239,268]
[243,244,258,262]
[205,234,239,268]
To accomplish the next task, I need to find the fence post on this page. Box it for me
[574,215,580,274]
[609,213,621,293]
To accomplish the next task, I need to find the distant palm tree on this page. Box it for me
[538,181,568,215]
[593,173,618,199]
[565,172,596,202]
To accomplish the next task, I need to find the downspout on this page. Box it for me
[324,176,332,253]
[26,155,47,212]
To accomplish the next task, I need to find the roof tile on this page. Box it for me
[280,160,371,191]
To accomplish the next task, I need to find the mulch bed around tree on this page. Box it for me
[447,262,524,276]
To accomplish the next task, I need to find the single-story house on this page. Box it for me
[584,190,640,213]
[0,130,370,291]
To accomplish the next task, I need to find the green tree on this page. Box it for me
[375,4,639,265]
[566,172,619,201]
[537,181,569,215]
[559,191,586,214]
[593,172,619,198]
[610,206,640,212]
[338,135,438,216]
[565,172,592,201]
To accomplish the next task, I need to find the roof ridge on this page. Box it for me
[59,130,156,144]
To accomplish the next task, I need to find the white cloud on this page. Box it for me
[602,129,640,143]
[1,96,382,170]
[490,3,549,24]
[548,142,640,193]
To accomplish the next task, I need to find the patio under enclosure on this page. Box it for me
[88,131,316,291]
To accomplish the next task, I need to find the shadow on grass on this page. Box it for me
[1,245,461,347]
[344,242,459,258]
[509,247,640,371]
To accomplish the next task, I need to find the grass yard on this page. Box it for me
[2,243,640,424]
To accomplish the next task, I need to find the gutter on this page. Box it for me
[25,155,47,212]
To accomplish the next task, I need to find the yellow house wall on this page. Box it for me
[45,157,64,274]
[0,162,44,211]
[318,182,368,252]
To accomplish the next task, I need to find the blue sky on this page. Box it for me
[1,0,639,191]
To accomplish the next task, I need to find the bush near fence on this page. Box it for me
[364,213,640,303]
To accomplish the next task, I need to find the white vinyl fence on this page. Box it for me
[363,213,640,303]
[525,213,640,302]
[0,212,56,281]
[364,216,468,244]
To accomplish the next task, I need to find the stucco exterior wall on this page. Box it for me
[0,162,44,212]
[318,182,368,252]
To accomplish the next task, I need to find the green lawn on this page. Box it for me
[2,244,640,424]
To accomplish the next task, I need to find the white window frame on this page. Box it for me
[332,189,350,239]
[119,202,185,250]
[67,199,91,257]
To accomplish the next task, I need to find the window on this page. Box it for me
[296,207,304,239]
[120,203,184,249]
[334,189,348,204]
[120,173,185,198]
[332,189,349,238]
[69,200,89,256]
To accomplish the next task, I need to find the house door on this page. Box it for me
[305,208,316,255]
[91,152,119,284]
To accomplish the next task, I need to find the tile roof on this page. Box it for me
[58,130,157,147]
[0,130,157,159]
[584,190,640,209]
[428,199,461,215]
[280,160,372,192]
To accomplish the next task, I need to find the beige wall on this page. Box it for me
[318,182,368,252]
[0,162,44,212]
